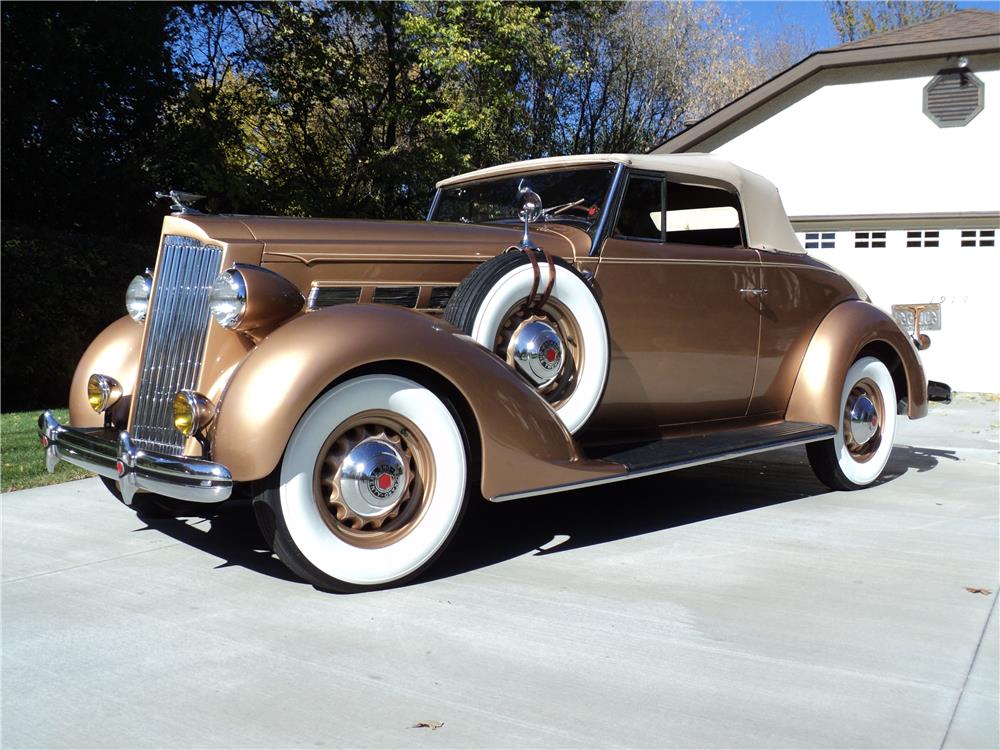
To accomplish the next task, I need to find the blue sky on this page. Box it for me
[731,0,1000,50]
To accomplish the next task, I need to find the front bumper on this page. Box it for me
[38,411,233,504]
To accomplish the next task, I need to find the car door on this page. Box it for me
[587,172,763,431]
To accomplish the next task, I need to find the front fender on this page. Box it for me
[211,305,619,497]
[785,300,928,427]
[68,316,143,429]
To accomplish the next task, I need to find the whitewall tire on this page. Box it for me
[253,375,469,592]
[807,356,897,490]
[444,253,608,434]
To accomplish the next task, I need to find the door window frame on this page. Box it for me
[599,167,750,254]
[611,170,666,244]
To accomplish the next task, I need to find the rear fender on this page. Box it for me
[211,305,618,497]
[785,301,928,427]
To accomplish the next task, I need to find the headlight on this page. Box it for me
[172,390,216,437]
[209,269,246,329]
[87,374,123,413]
[125,270,152,322]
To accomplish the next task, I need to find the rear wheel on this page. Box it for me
[253,374,470,592]
[807,356,897,490]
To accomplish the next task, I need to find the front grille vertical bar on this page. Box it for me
[141,241,186,449]
[152,242,188,449]
[130,236,222,455]
[133,241,180,445]
[173,244,215,430]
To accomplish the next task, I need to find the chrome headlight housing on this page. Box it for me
[125,270,153,322]
[209,269,247,329]
[87,374,123,413]
[172,390,216,437]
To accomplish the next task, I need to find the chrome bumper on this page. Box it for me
[38,411,233,504]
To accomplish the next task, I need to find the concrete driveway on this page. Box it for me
[3,397,997,749]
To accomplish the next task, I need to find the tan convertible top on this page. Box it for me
[437,153,805,254]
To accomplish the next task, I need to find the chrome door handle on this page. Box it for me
[740,288,768,295]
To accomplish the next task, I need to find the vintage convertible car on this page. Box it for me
[39,154,950,591]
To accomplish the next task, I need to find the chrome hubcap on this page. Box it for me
[336,439,408,520]
[510,319,564,387]
[848,395,879,446]
[843,379,883,462]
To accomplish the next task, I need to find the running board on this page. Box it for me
[490,421,835,502]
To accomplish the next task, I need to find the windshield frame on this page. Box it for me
[427,164,626,249]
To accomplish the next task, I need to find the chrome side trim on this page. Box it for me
[589,162,628,257]
[488,429,834,502]
[39,411,232,504]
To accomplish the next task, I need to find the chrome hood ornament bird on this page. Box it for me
[155,190,206,216]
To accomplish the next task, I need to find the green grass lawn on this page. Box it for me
[1,409,93,492]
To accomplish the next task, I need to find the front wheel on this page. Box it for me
[253,374,470,592]
[807,356,897,491]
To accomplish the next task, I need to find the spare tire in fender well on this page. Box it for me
[444,251,610,435]
[210,304,619,498]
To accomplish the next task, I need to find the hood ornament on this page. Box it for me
[155,190,206,216]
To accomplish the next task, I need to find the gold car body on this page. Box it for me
[51,154,928,503]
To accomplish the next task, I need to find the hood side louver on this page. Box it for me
[428,286,457,310]
[308,286,361,309]
[372,286,419,308]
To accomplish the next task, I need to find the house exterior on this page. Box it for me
[652,10,1000,393]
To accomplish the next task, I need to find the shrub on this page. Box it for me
[1,223,156,411]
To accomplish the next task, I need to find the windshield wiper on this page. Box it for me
[540,199,587,220]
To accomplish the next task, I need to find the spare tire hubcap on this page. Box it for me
[510,319,564,387]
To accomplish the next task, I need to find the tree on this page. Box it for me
[827,1,958,43]
[543,1,802,152]
[0,2,180,237]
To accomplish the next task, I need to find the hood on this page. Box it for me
[179,215,592,264]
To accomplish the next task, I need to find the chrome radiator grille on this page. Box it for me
[130,235,222,455]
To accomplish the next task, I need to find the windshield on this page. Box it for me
[430,166,616,234]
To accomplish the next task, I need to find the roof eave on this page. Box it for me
[653,34,1000,155]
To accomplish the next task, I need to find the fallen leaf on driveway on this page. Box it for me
[965,587,992,595]
[412,721,444,730]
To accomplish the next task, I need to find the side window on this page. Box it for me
[665,182,744,247]
[615,175,664,241]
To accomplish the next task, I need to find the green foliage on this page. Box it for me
[402,0,567,168]
[1,223,155,411]
[826,0,957,42]
[1,409,92,492]
[1,2,180,238]
[1,1,802,413]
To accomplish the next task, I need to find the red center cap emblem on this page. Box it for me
[376,473,394,492]
[545,347,557,363]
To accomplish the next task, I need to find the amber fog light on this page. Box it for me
[87,374,123,413]
[172,390,216,437]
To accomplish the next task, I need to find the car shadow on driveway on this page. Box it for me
[426,443,959,582]
[128,443,956,589]
[132,510,307,585]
